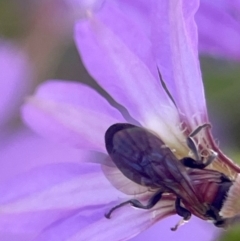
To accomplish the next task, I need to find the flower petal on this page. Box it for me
[34,197,175,241]
[0,161,175,241]
[0,125,86,182]
[22,81,125,152]
[151,0,208,128]
[0,210,74,240]
[0,161,128,240]
[131,215,218,241]
[0,163,123,214]
[75,1,187,150]
[196,0,240,60]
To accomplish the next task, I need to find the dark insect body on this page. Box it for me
[104,123,233,230]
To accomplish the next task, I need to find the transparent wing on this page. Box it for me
[101,164,151,195]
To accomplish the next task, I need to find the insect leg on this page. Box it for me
[214,219,226,228]
[171,197,191,231]
[183,123,217,169]
[189,123,211,138]
[105,190,163,219]
[180,149,218,169]
[186,123,211,161]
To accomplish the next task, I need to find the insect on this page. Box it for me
[104,123,233,230]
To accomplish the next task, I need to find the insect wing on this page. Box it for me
[105,123,186,191]
[188,168,227,183]
[101,164,150,195]
[105,123,162,187]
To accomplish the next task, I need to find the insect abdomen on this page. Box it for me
[188,169,232,219]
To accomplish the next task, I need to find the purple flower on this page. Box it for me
[1,0,240,241]
[86,0,240,61]
[196,0,240,60]
[0,39,92,240]
[0,126,84,241]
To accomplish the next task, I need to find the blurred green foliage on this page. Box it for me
[201,58,240,159]
[218,224,240,241]
[0,0,30,38]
